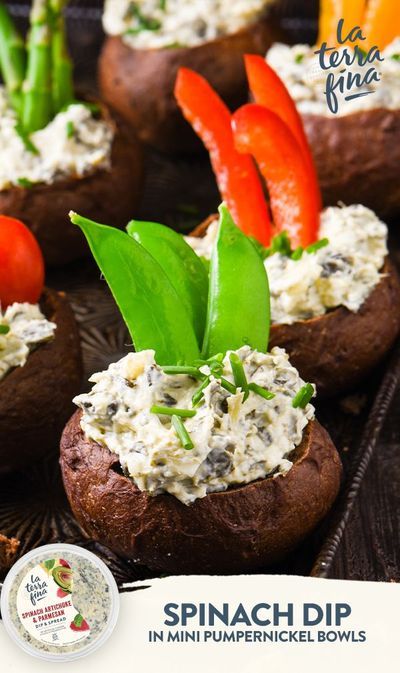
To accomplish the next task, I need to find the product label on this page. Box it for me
[16,557,91,648]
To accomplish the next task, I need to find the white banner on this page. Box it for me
[1,574,399,672]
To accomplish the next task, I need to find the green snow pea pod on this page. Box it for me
[70,212,200,366]
[127,219,208,345]
[202,204,270,358]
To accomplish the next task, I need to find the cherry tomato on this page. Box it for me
[0,215,45,308]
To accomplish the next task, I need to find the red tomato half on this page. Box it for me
[0,215,45,308]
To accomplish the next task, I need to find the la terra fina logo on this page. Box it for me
[315,18,384,114]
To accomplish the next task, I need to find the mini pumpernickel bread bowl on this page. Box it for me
[0,287,82,473]
[0,104,143,267]
[190,218,400,397]
[0,3,143,266]
[60,413,341,574]
[59,205,342,574]
[99,0,283,154]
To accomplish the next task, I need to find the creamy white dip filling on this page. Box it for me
[266,38,400,116]
[186,204,388,325]
[103,0,274,49]
[0,303,56,380]
[74,346,315,505]
[0,88,114,190]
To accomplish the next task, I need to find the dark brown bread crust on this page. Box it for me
[60,412,341,574]
[302,109,400,220]
[0,533,20,573]
[269,259,400,396]
[0,106,143,266]
[192,218,400,396]
[0,288,82,473]
[98,18,283,154]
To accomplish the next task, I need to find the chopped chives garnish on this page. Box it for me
[162,365,204,379]
[66,120,75,138]
[172,415,194,450]
[192,377,210,406]
[208,353,224,363]
[17,177,34,189]
[15,123,39,155]
[306,238,329,254]
[264,231,292,258]
[220,377,236,394]
[229,353,249,401]
[0,324,10,335]
[292,383,314,409]
[248,383,275,400]
[150,405,196,418]
[291,246,304,261]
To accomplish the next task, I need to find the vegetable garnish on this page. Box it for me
[150,406,196,418]
[162,365,205,379]
[220,377,237,395]
[70,212,200,366]
[172,415,194,451]
[306,238,329,254]
[244,55,321,214]
[192,377,210,406]
[292,383,314,409]
[16,177,34,188]
[233,104,319,249]
[202,204,270,358]
[291,246,303,261]
[14,124,39,154]
[0,325,10,335]
[248,383,275,401]
[229,352,249,401]
[0,215,44,308]
[66,120,75,138]
[125,2,161,33]
[127,219,208,345]
[174,68,273,246]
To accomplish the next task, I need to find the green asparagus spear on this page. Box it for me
[22,0,53,133]
[0,2,26,116]
[49,0,74,113]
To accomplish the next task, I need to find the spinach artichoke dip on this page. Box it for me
[74,346,315,505]
[1,544,119,662]
[0,303,56,380]
[0,88,114,190]
[266,38,400,116]
[186,204,388,325]
[103,0,274,49]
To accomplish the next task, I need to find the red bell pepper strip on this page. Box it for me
[174,67,272,246]
[245,54,322,214]
[232,104,320,248]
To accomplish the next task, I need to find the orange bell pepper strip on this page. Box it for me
[318,0,367,46]
[244,55,322,213]
[232,104,320,249]
[363,0,400,51]
[174,67,272,246]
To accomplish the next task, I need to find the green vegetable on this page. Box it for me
[22,0,53,133]
[0,2,26,115]
[292,383,314,409]
[17,177,34,188]
[391,54,400,61]
[202,204,270,358]
[70,212,200,366]
[151,405,196,418]
[73,614,84,628]
[15,123,39,154]
[172,415,194,450]
[162,365,204,379]
[125,2,161,33]
[127,219,208,345]
[306,238,329,254]
[192,377,210,406]
[291,246,303,261]
[220,377,236,395]
[264,231,292,258]
[66,119,74,138]
[159,0,167,9]
[49,0,74,114]
[295,53,304,64]
[44,559,55,570]
[0,324,10,335]
[229,352,249,401]
[248,382,275,400]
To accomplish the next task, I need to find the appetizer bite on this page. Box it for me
[175,62,400,397]
[0,533,19,574]
[0,215,82,472]
[266,0,400,219]
[98,0,283,153]
[0,1,143,265]
[60,205,341,574]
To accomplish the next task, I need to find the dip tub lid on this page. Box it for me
[0,543,120,662]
